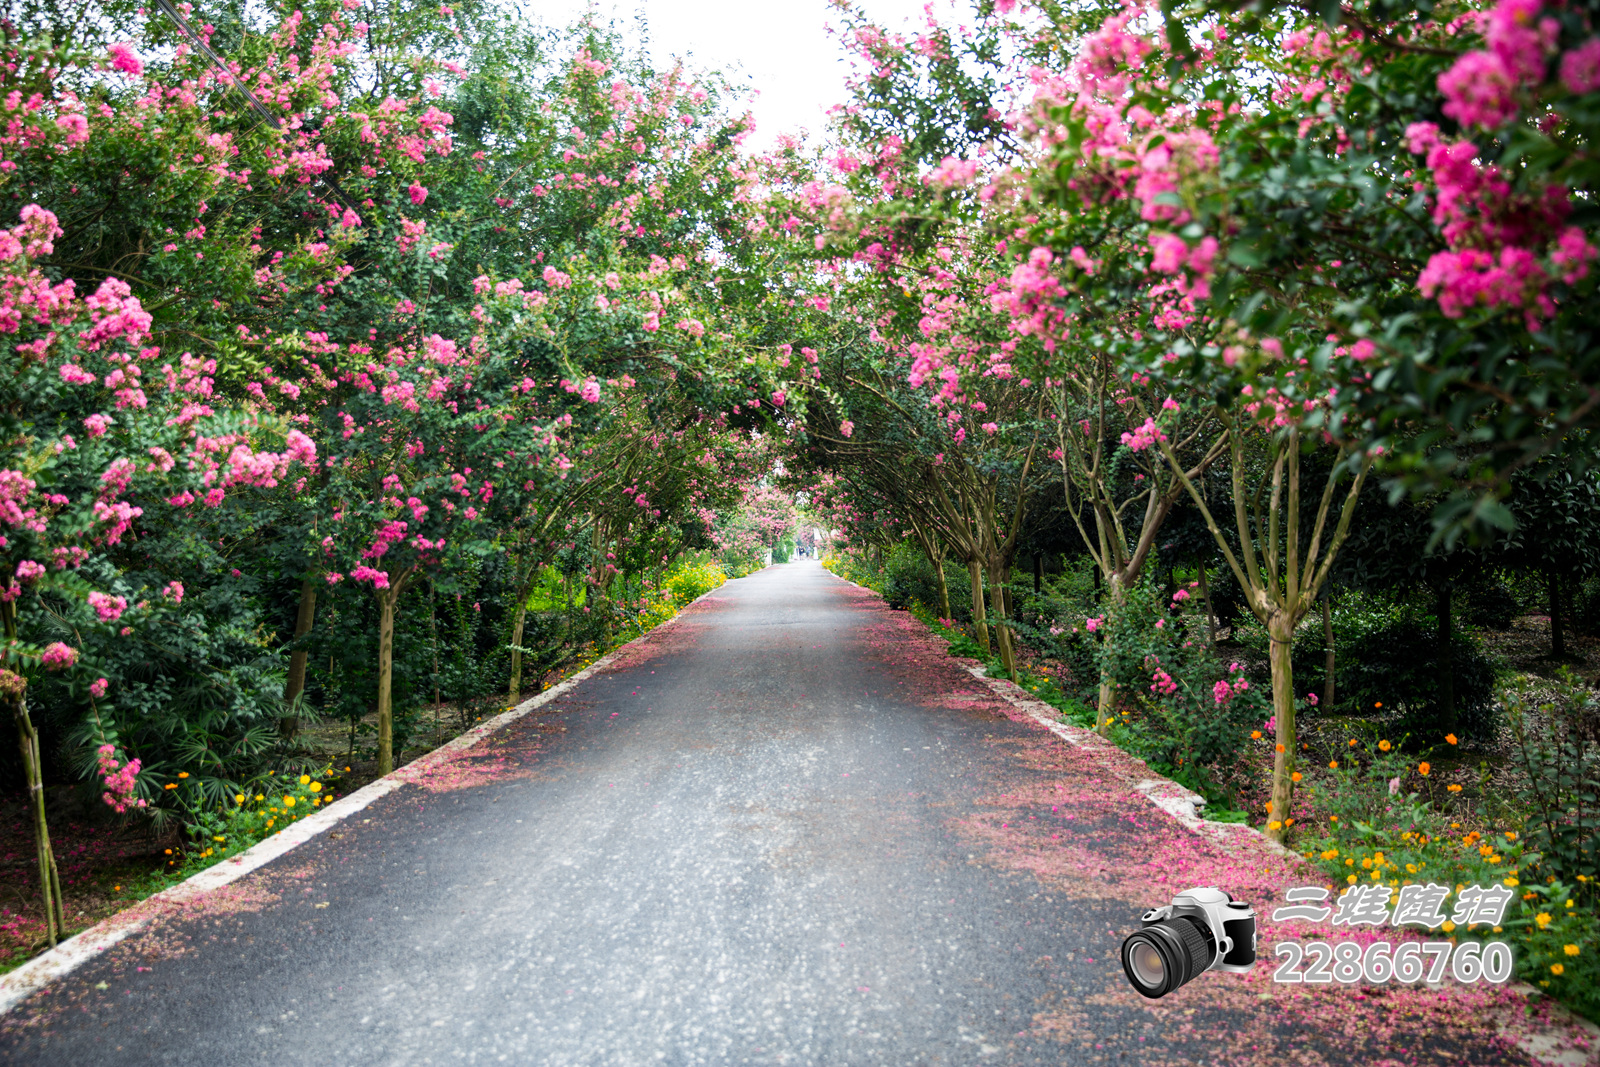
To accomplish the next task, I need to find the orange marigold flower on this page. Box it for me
[1379,740,1392,752]
[1448,784,1463,793]
[1276,743,1286,753]
[1251,731,1262,740]
[1329,760,1339,769]
[1418,762,1431,776]
[1446,734,1458,745]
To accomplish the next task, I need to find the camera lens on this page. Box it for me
[1121,917,1216,998]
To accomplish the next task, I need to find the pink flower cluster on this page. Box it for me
[88,590,128,621]
[41,641,77,670]
[1119,417,1167,452]
[96,744,146,813]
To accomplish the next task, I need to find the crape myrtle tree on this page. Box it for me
[788,0,1600,840]
[0,0,804,929]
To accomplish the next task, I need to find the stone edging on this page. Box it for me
[0,578,731,1016]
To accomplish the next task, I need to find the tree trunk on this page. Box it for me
[1266,614,1298,845]
[508,602,528,705]
[1437,585,1457,733]
[1550,570,1567,658]
[1094,573,1125,735]
[12,694,64,947]
[1198,559,1217,647]
[989,558,1018,683]
[967,557,990,652]
[377,585,397,777]
[281,579,318,740]
[1321,588,1336,709]
[935,557,951,619]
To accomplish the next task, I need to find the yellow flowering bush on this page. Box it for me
[171,766,342,876]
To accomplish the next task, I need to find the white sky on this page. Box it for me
[531,0,960,146]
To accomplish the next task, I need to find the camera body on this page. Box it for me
[1122,887,1256,998]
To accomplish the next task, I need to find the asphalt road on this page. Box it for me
[0,563,1543,1066]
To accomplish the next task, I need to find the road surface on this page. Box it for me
[0,563,1547,1065]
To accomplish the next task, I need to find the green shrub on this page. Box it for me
[1504,671,1600,890]
[1340,617,1500,741]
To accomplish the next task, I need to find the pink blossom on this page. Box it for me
[1404,122,1443,156]
[58,363,96,385]
[108,42,144,76]
[1551,226,1597,283]
[1085,616,1103,633]
[1149,233,1188,273]
[840,420,854,438]
[1212,679,1234,706]
[1438,51,1519,130]
[89,677,109,698]
[84,413,113,437]
[16,560,44,583]
[581,380,601,403]
[41,642,78,670]
[1486,0,1559,83]
[408,183,429,205]
[771,391,787,408]
[350,566,390,589]
[1561,38,1600,94]
[88,591,128,622]
[163,580,184,604]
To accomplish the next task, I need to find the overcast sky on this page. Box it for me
[532,0,955,146]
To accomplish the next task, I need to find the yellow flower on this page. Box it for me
[213,836,225,842]
[1504,878,1520,888]
[1448,784,1463,793]
[1268,821,1283,830]
[1567,900,1575,908]
[309,781,322,793]
[1442,920,1456,933]
[1565,944,1580,956]
[1346,857,1355,866]
[255,794,264,802]
[284,796,296,808]
[1347,874,1358,884]
[300,775,311,785]
[1551,964,1565,976]
[1379,740,1392,752]
[1406,864,1418,874]
[1505,831,1518,841]
[1536,913,1552,928]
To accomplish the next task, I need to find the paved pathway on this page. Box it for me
[0,563,1558,1065]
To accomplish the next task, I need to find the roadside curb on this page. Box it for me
[0,577,732,1017]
